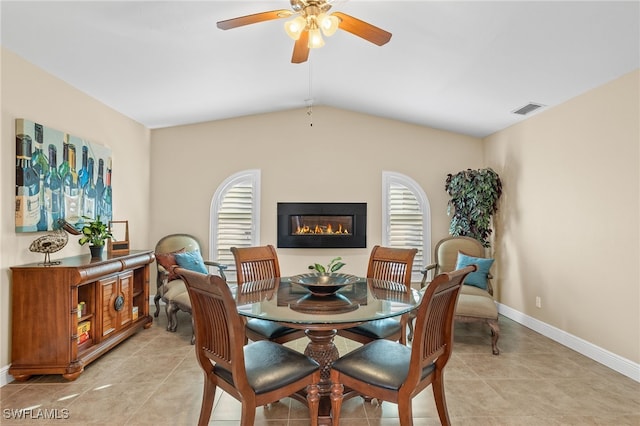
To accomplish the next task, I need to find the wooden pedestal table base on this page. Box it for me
[301,328,343,426]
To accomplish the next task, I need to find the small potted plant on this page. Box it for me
[308,257,346,275]
[78,216,113,258]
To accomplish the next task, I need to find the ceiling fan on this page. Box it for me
[216,0,392,64]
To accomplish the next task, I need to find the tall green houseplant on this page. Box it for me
[445,168,502,247]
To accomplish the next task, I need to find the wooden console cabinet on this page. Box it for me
[9,250,155,381]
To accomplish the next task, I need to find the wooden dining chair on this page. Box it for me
[231,245,307,344]
[329,265,477,426]
[337,245,417,345]
[176,267,321,426]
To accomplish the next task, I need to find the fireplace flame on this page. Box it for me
[295,223,350,235]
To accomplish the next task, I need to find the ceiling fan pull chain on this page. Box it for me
[305,60,313,127]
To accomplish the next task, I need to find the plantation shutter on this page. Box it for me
[212,170,260,284]
[387,182,425,277]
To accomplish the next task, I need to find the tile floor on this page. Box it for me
[1,310,639,425]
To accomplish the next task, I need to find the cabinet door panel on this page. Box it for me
[119,271,133,327]
[100,276,118,337]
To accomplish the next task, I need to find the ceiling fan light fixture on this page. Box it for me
[318,13,339,36]
[284,15,307,40]
[308,27,325,48]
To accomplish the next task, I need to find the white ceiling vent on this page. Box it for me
[512,102,545,115]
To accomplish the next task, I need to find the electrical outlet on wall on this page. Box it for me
[536,296,542,308]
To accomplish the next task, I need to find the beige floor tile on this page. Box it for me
[1,312,638,425]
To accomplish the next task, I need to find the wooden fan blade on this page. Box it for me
[217,9,293,30]
[292,31,310,63]
[332,12,392,46]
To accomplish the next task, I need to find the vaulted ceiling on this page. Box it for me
[2,1,638,138]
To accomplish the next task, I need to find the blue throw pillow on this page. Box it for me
[455,252,494,290]
[174,250,208,274]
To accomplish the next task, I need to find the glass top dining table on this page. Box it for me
[230,275,420,424]
[231,276,420,329]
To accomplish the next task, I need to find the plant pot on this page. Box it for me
[89,245,104,258]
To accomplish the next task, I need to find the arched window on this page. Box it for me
[210,169,260,283]
[382,171,431,281]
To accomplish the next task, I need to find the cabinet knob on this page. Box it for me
[114,295,125,311]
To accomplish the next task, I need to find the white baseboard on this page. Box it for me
[498,303,639,383]
[0,365,11,387]
[2,302,638,386]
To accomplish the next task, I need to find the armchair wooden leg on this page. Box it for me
[165,302,179,332]
[153,293,161,317]
[487,319,500,355]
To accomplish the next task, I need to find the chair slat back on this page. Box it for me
[176,268,246,376]
[231,245,281,284]
[411,265,476,370]
[367,245,418,286]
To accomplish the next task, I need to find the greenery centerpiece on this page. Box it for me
[308,257,346,275]
[78,216,113,257]
[445,168,502,248]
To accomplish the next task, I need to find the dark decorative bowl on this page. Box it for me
[289,273,359,296]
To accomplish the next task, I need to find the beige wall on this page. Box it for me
[0,48,151,371]
[2,45,638,381]
[484,69,640,363]
[149,106,482,277]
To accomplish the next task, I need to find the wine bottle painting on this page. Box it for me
[15,118,113,233]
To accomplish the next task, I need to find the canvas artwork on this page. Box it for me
[15,119,113,233]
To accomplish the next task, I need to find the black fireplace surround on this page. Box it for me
[277,202,367,249]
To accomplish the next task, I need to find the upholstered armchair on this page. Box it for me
[154,234,227,343]
[419,236,500,355]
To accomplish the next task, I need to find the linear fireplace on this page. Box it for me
[277,202,367,249]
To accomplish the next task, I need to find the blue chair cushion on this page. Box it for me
[174,249,208,274]
[455,252,494,290]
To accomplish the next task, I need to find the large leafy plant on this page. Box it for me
[308,257,346,274]
[445,168,502,248]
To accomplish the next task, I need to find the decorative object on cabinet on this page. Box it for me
[28,218,81,265]
[445,167,502,248]
[9,250,154,381]
[78,216,113,258]
[108,220,130,255]
[15,118,113,233]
